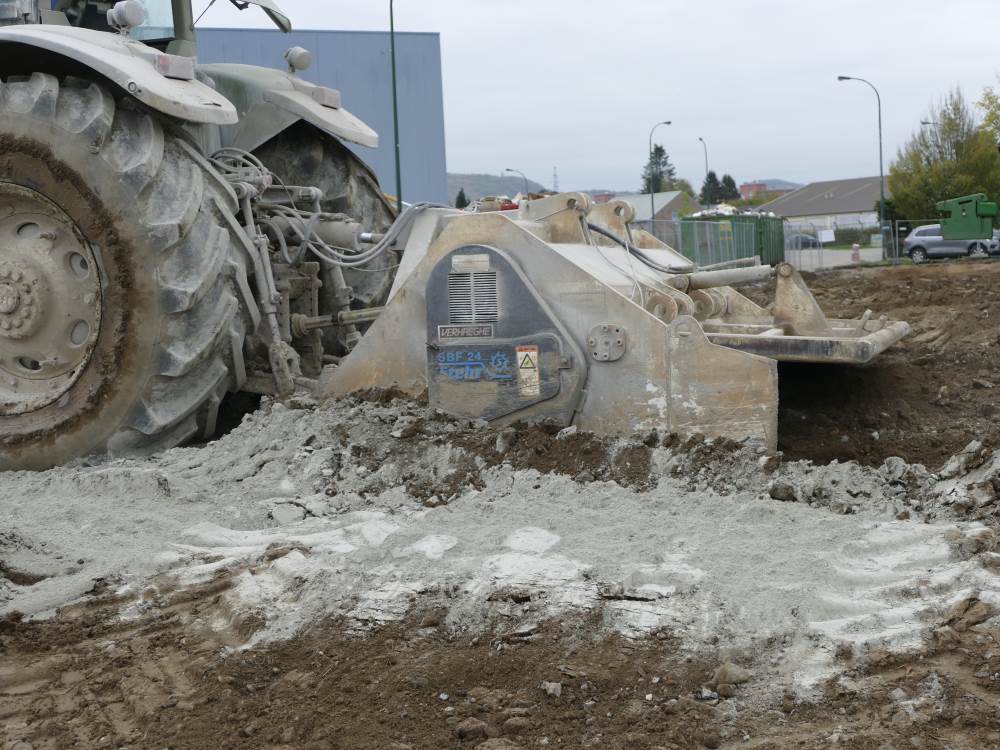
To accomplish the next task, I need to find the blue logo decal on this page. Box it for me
[436,350,514,382]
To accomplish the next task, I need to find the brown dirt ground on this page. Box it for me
[1,571,998,750]
[5,260,1000,750]
[744,258,1000,470]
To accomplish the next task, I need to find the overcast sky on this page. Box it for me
[204,0,1000,192]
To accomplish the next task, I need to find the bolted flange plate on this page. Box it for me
[587,323,627,362]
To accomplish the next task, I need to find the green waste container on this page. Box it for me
[936,194,998,240]
[679,214,785,266]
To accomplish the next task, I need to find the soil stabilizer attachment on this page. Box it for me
[322,193,911,450]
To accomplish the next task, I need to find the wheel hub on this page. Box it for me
[0,281,19,314]
[0,183,102,416]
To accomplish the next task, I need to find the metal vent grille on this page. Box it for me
[448,271,499,323]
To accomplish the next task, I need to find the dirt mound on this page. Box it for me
[744,259,1000,469]
[455,422,656,489]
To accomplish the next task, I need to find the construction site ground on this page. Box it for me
[3,259,1000,750]
[751,258,1000,469]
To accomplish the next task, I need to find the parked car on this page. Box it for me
[902,224,999,263]
[786,233,821,249]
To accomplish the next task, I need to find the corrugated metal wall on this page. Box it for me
[196,28,448,204]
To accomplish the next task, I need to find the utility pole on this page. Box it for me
[390,0,402,210]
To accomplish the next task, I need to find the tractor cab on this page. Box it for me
[1,0,290,54]
[57,0,177,43]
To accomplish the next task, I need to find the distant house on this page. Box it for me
[739,181,795,201]
[614,191,701,222]
[760,176,888,228]
[740,182,769,200]
[589,191,617,204]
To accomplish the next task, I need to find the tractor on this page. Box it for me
[0,0,399,469]
[0,0,911,470]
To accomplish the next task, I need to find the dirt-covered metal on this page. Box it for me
[0,182,101,415]
[0,2,405,469]
[322,193,911,450]
[0,1,912,469]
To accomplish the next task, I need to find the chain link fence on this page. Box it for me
[634,217,900,270]
[634,220,759,267]
[782,220,884,270]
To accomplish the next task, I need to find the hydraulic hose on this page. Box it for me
[585,222,695,274]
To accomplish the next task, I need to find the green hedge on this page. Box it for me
[833,226,878,244]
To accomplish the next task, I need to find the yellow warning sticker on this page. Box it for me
[516,345,540,397]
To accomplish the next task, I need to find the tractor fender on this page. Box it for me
[198,63,378,153]
[0,25,237,125]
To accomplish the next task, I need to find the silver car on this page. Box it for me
[902,224,999,263]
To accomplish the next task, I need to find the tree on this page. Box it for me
[976,79,1000,142]
[889,87,1000,219]
[880,197,905,225]
[454,187,470,209]
[720,174,740,201]
[673,178,696,197]
[640,144,678,194]
[699,170,722,205]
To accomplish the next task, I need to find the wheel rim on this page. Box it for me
[0,182,102,416]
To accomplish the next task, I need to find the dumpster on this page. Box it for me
[680,214,785,266]
[936,194,998,240]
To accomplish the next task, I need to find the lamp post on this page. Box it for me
[921,119,942,157]
[504,168,529,197]
[697,136,709,179]
[648,120,671,224]
[837,75,886,259]
[390,0,402,210]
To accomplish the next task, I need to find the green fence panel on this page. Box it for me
[680,215,785,266]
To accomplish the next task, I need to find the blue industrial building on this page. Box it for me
[197,28,448,204]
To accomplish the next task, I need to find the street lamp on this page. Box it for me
[921,120,939,143]
[697,136,709,179]
[504,168,529,196]
[648,120,671,224]
[837,75,886,258]
[389,0,402,210]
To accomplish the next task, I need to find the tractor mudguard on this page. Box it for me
[0,25,237,124]
[198,63,378,153]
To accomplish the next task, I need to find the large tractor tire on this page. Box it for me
[0,74,253,471]
[253,121,397,308]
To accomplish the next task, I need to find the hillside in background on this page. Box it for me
[756,178,802,190]
[447,173,547,204]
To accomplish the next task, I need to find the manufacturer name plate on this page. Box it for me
[438,324,494,339]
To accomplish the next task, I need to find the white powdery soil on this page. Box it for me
[1,398,998,699]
